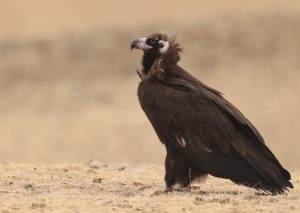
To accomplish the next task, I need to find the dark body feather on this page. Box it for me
[136,34,293,194]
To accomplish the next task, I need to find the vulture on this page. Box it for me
[130,32,293,194]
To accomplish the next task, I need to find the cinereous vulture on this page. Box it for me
[131,32,293,194]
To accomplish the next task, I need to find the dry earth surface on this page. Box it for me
[0,161,299,213]
[0,0,299,167]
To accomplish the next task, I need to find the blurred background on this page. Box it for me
[0,0,299,169]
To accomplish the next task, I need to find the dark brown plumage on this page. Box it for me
[131,32,293,194]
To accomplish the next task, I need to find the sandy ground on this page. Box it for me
[0,161,299,212]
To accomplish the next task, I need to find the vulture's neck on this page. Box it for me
[142,51,160,74]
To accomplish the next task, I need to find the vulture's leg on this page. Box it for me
[164,144,177,189]
[165,143,207,190]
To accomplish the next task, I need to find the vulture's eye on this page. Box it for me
[150,38,157,44]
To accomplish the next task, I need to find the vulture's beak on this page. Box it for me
[130,38,152,51]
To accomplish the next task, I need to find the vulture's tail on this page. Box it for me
[233,150,294,195]
[209,147,293,195]
[251,166,293,195]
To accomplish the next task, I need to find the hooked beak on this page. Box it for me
[130,38,152,51]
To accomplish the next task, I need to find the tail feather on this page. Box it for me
[223,148,293,194]
[238,142,293,194]
[240,161,293,194]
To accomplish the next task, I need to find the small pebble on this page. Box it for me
[87,160,102,169]
[93,178,102,183]
[23,183,33,190]
[118,166,125,171]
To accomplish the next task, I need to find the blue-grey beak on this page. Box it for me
[130,38,151,51]
[131,40,141,50]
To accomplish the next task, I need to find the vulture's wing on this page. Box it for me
[138,67,292,193]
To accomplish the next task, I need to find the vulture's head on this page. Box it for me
[131,32,170,55]
[131,33,182,76]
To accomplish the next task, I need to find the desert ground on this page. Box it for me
[0,0,300,212]
[0,161,299,212]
